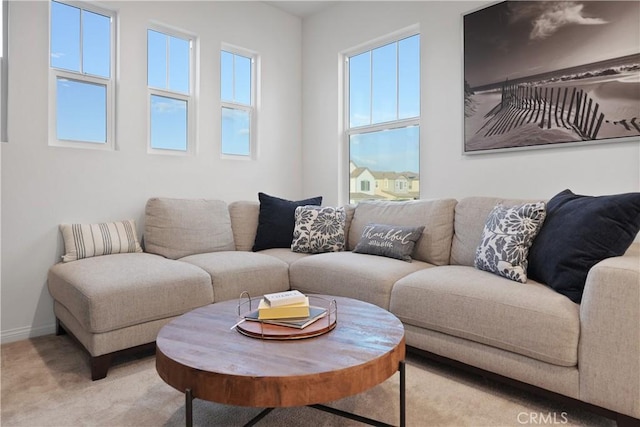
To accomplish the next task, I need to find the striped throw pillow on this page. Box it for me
[59,220,143,262]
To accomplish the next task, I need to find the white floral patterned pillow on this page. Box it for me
[291,206,346,254]
[474,202,546,283]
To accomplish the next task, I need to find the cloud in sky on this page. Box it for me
[152,98,186,114]
[528,2,608,40]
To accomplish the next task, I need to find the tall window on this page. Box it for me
[220,46,256,157]
[147,28,194,152]
[345,32,420,203]
[49,1,115,148]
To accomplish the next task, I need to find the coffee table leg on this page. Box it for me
[185,388,193,427]
[244,408,274,426]
[308,360,406,427]
[399,360,406,427]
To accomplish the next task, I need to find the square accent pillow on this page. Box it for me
[252,193,323,251]
[353,223,425,262]
[474,202,546,283]
[528,189,640,303]
[291,206,346,254]
[60,220,143,262]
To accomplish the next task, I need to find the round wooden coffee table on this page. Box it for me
[156,295,406,427]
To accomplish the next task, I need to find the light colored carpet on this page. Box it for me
[1,334,615,427]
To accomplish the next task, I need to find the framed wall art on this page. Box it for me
[463,1,640,153]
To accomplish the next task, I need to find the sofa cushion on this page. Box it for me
[474,202,546,283]
[289,252,432,310]
[257,248,311,266]
[342,204,357,247]
[47,253,212,334]
[291,206,346,253]
[59,219,143,262]
[228,201,259,252]
[179,251,290,302]
[528,189,640,303]
[144,198,235,259]
[353,223,425,262]
[348,198,457,265]
[390,265,580,366]
[450,197,534,267]
[252,193,322,251]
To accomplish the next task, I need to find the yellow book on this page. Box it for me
[258,297,310,320]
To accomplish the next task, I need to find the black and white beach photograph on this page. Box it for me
[464,1,640,153]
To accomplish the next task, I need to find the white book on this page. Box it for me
[263,290,306,307]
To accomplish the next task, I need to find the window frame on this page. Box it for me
[1,0,7,143]
[146,23,197,155]
[220,43,258,160]
[47,0,116,150]
[342,26,421,203]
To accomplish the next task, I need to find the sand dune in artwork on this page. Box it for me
[465,70,640,151]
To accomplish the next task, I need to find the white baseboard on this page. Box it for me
[1,323,57,344]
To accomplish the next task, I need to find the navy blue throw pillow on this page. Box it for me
[252,193,322,251]
[527,189,640,303]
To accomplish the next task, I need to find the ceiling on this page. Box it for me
[264,1,339,18]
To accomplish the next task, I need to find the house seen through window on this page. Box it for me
[49,0,114,147]
[346,32,420,203]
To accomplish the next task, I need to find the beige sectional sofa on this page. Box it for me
[47,196,640,425]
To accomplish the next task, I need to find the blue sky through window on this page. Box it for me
[221,51,234,101]
[221,107,250,155]
[147,30,190,93]
[348,34,420,174]
[350,126,419,173]
[147,30,167,89]
[57,78,106,143]
[221,50,252,156]
[234,55,251,105]
[372,43,397,123]
[349,51,371,127]
[169,36,189,93]
[50,1,110,144]
[82,10,110,77]
[398,35,420,119]
[150,95,187,151]
[147,29,190,151]
[51,2,80,72]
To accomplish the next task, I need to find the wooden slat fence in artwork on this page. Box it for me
[482,80,605,140]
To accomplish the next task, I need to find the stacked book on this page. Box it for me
[245,290,327,329]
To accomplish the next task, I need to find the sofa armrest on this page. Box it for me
[578,243,640,418]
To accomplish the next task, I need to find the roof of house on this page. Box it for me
[371,171,419,180]
[350,162,419,181]
[350,167,371,178]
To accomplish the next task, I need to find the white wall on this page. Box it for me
[1,1,302,342]
[301,1,640,206]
